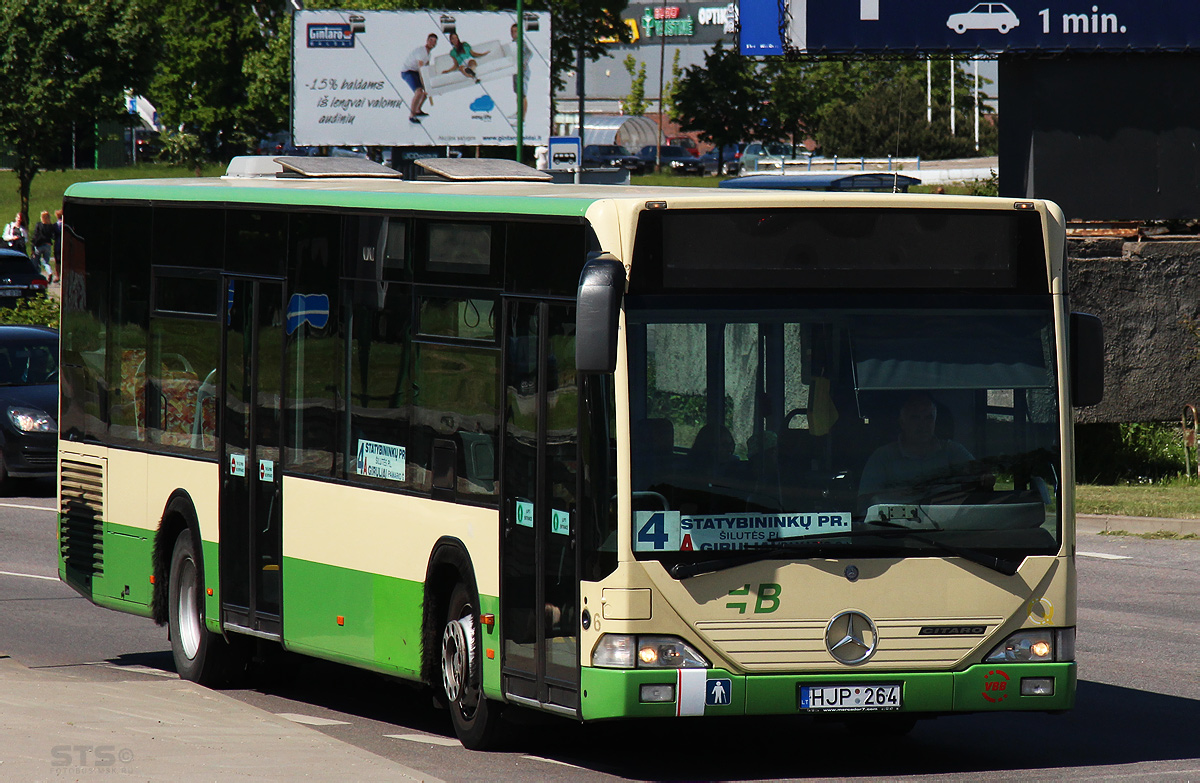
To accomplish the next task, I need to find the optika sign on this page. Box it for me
[307,24,355,48]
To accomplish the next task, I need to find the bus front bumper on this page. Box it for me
[579,662,1075,720]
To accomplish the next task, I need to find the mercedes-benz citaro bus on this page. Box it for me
[57,156,1103,749]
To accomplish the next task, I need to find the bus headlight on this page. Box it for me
[592,634,709,669]
[984,628,1074,663]
[8,406,56,433]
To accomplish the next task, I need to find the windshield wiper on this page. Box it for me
[668,522,1021,579]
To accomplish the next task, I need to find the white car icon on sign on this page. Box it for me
[946,3,1020,34]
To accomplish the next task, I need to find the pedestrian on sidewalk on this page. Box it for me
[31,211,54,280]
[52,208,63,279]
[2,212,27,252]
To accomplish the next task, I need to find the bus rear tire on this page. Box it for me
[168,529,237,686]
[442,582,504,749]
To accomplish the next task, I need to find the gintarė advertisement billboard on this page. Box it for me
[293,10,551,147]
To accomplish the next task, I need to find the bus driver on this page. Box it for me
[858,392,991,507]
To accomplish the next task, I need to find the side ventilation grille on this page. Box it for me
[60,458,105,577]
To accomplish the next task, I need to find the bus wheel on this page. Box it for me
[441,583,503,749]
[169,529,233,686]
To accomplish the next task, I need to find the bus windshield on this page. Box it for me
[627,295,1062,566]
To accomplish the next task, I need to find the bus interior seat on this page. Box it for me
[459,431,495,491]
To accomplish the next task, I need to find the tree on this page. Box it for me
[621,55,648,115]
[813,60,997,158]
[672,43,761,160]
[149,0,288,162]
[663,48,682,119]
[543,0,631,94]
[757,59,813,152]
[0,0,155,233]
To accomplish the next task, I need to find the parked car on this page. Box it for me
[740,141,810,172]
[582,144,641,172]
[0,325,58,484]
[667,136,701,157]
[700,143,745,176]
[719,172,922,192]
[636,145,705,175]
[0,251,49,305]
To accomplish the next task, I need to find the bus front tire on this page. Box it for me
[442,582,503,749]
[168,529,235,686]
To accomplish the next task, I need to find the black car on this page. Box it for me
[0,325,58,484]
[700,143,745,176]
[635,145,705,176]
[582,144,641,173]
[0,250,50,305]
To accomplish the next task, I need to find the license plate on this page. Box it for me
[0,287,22,296]
[799,683,903,712]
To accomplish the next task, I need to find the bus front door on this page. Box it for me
[219,277,284,639]
[501,301,580,715]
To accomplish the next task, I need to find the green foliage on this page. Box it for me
[0,295,59,328]
[158,130,209,173]
[673,43,761,151]
[621,54,649,116]
[0,0,155,222]
[663,49,682,119]
[752,59,998,158]
[149,0,286,160]
[1076,422,1189,484]
[814,60,996,158]
[969,170,999,197]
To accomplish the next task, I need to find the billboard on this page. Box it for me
[293,10,551,147]
[740,0,1200,55]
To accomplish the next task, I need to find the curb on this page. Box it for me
[1077,514,1200,536]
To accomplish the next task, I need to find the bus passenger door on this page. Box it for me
[220,277,284,639]
[501,301,580,715]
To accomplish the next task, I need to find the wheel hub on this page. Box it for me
[441,615,475,703]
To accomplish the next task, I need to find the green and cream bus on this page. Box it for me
[57,157,1102,748]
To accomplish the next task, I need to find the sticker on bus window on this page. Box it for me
[633,511,852,552]
[355,438,406,482]
[551,509,571,536]
[516,500,534,528]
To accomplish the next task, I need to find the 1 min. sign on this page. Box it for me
[739,0,1200,55]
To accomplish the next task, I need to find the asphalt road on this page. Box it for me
[2,482,1198,781]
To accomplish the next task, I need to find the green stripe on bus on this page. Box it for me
[63,181,598,217]
[580,663,1075,720]
[281,557,501,695]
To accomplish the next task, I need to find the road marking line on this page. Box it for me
[0,502,55,512]
[276,712,351,726]
[1078,551,1131,560]
[386,734,461,747]
[0,569,58,581]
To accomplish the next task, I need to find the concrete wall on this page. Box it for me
[1069,238,1200,423]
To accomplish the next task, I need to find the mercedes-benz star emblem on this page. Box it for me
[825,610,879,665]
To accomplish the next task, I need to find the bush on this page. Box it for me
[0,295,59,328]
[1075,422,1188,484]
